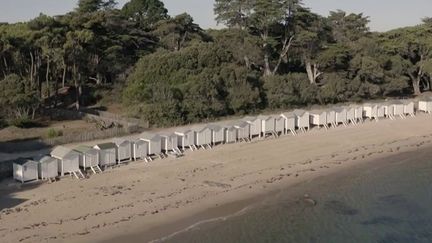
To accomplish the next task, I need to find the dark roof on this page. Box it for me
[14,158,37,166]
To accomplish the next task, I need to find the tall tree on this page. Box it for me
[214,0,253,29]
[122,0,169,29]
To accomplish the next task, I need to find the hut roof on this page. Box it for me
[293,109,308,116]
[333,107,347,112]
[134,139,147,145]
[420,97,432,101]
[309,110,326,115]
[14,158,36,166]
[206,124,224,131]
[51,146,79,159]
[74,145,98,154]
[36,156,57,164]
[281,112,296,119]
[113,138,131,146]
[140,132,162,141]
[94,142,117,150]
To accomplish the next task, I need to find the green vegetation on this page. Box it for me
[47,128,63,138]
[1,0,432,127]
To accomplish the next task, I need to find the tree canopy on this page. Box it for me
[0,0,431,128]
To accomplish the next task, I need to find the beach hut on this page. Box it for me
[402,100,415,117]
[391,100,405,118]
[310,110,328,129]
[133,139,149,162]
[224,124,238,143]
[51,146,82,178]
[194,126,212,149]
[74,145,101,173]
[345,106,356,125]
[376,104,386,120]
[418,98,432,114]
[140,132,163,158]
[13,158,38,183]
[334,107,348,126]
[207,124,225,145]
[363,103,378,120]
[35,155,58,180]
[113,138,132,163]
[242,116,262,139]
[161,133,181,154]
[93,143,117,167]
[274,116,285,136]
[258,115,276,137]
[281,112,297,135]
[175,129,197,151]
[382,102,393,119]
[293,110,310,132]
[326,109,337,128]
[234,121,251,142]
[352,105,364,123]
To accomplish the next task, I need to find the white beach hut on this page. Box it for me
[194,126,212,149]
[207,124,226,145]
[334,107,348,126]
[274,116,285,136]
[133,139,149,162]
[35,155,58,180]
[376,104,386,120]
[93,143,117,167]
[13,158,39,183]
[345,106,356,125]
[175,129,197,151]
[352,105,364,123]
[363,103,378,120]
[293,109,310,132]
[381,102,395,120]
[234,121,251,142]
[140,132,163,158]
[242,116,262,139]
[326,109,337,128]
[392,100,405,118]
[281,112,297,135]
[310,110,328,129]
[74,145,101,173]
[224,124,238,143]
[418,98,432,114]
[258,115,276,137]
[402,100,415,117]
[51,146,82,178]
[113,138,132,163]
[161,133,181,154]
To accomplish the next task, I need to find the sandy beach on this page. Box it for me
[1,114,432,243]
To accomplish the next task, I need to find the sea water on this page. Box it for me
[165,148,432,243]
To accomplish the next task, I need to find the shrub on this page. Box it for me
[47,128,63,138]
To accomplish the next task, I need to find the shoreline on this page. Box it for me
[1,116,432,243]
[106,147,429,243]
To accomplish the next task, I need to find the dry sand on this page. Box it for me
[1,115,432,243]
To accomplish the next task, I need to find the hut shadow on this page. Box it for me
[0,138,53,153]
[0,180,44,211]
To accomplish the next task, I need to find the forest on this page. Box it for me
[1,0,432,127]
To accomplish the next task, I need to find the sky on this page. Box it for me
[0,0,431,32]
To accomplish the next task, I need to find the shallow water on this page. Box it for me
[165,148,432,243]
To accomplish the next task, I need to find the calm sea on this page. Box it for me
[163,148,432,243]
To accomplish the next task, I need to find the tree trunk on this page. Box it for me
[45,56,50,98]
[305,61,322,84]
[73,63,80,110]
[62,61,67,88]
[30,51,34,86]
[413,79,421,95]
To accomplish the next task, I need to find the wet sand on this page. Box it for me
[1,115,432,243]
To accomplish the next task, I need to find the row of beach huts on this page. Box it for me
[12,98,432,183]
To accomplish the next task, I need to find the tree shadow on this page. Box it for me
[0,138,53,153]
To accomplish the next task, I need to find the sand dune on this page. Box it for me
[1,115,432,243]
